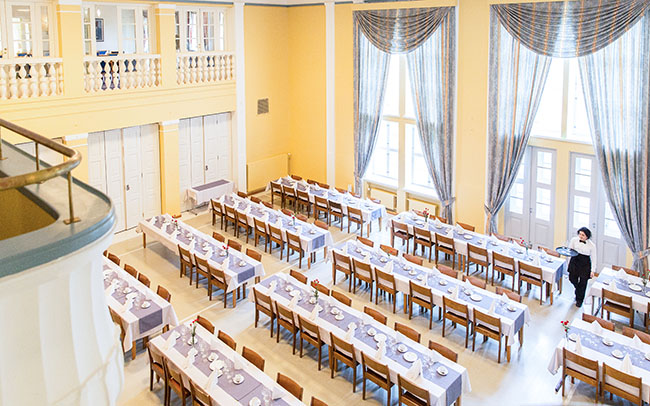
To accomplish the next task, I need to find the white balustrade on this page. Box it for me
[83,54,161,93]
[0,58,63,100]
[176,52,235,85]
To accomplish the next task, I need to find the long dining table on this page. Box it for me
[548,318,650,402]
[254,273,471,406]
[586,266,650,316]
[103,256,179,353]
[149,321,304,406]
[331,239,530,360]
[390,211,567,303]
[137,214,265,293]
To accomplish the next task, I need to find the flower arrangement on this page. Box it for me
[642,269,649,292]
[190,317,199,346]
[223,244,229,257]
[560,320,570,341]
[291,214,296,227]
[313,279,320,300]
[518,238,533,256]
[423,208,430,222]
[172,219,179,230]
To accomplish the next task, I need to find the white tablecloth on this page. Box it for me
[137,215,265,292]
[254,274,471,406]
[103,257,179,351]
[186,179,235,206]
[586,267,650,313]
[149,322,303,406]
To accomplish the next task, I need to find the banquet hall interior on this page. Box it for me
[1,0,650,405]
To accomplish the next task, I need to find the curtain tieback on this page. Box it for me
[441,197,455,207]
[483,205,496,215]
[634,248,650,259]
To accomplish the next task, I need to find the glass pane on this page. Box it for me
[536,187,551,205]
[566,59,592,143]
[121,9,135,25]
[536,167,552,185]
[12,5,32,56]
[405,67,415,119]
[536,203,550,221]
[575,157,592,175]
[515,165,525,181]
[573,212,590,229]
[603,203,622,239]
[574,195,591,214]
[122,24,136,39]
[530,59,563,138]
[219,12,225,51]
[41,6,50,56]
[383,54,400,117]
[575,174,591,193]
[509,197,523,214]
[142,10,150,53]
[406,124,434,190]
[175,11,180,51]
[537,151,552,168]
[186,11,198,52]
[368,120,398,182]
[203,39,214,52]
[511,183,524,199]
[122,39,136,54]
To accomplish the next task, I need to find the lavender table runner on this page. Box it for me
[104,271,163,334]
[573,327,650,372]
[601,277,650,299]
[194,179,229,192]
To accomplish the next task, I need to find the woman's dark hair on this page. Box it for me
[577,227,592,239]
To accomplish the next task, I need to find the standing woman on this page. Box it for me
[568,227,597,307]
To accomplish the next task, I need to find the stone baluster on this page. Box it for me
[56,62,63,94]
[17,65,29,98]
[28,64,38,97]
[38,63,48,96]
[49,63,58,95]
[8,64,17,99]
[0,65,6,99]
[190,56,198,84]
[135,58,143,88]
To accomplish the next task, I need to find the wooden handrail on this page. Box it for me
[0,118,81,224]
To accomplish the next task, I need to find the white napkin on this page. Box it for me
[396,331,405,343]
[288,295,299,309]
[309,305,320,321]
[262,212,270,222]
[608,281,618,294]
[463,280,473,292]
[233,357,244,370]
[149,216,156,225]
[488,299,496,315]
[276,273,288,281]
[375,340,386,360]
[362,313,372,326]
[384,261,394,274]
[434,218,443,228]
[451,287,459,300]
[121,296,135,313]
[590,320,604,335]
[432,267,441,276]
[633,334,645,350]
[405,359,422,381]
[164,331,179,350]
[616,268,627,281]
[268,281,277,294]
[574,335,583,355]
[222,257,230,272]
[322,294,332,306]
[620,354,634,374]
[446,228,454,239]
[429,348,443,362]
[209,358,220,371]
[105,280,118,296]
[296,226,302,235]
[490,235,498,244]
[183,348,198,369]
[272,386,287,400]
[345,324,356,341]
[533,255,541,266]
[205,370,219,389]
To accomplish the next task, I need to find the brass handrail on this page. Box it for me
[0,118,81,224]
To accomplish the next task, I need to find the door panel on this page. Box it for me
[140,123,161,219]
[215,112,232,180]
[122,126,143,229]
[529,148,555,249]
[505,151,531,240]
[189,116,204,187]
[203,114,219,183]
[104,129,125,231]
[87,132,107,194]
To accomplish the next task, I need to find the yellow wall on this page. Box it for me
[0,189,56,240]
[334,3,354,190]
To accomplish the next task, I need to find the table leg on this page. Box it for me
[519,326,524,347]
[506,344,511,362]
[142,233,147,249]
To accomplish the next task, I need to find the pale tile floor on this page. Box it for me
[109,194,632,406]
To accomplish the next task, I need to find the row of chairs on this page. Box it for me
[253,274,462,406]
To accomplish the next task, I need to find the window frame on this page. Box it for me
[0,0,56,58]
[175,6,226,53]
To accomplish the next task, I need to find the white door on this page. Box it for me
[505,150,531,240]
[122,126,143,229]
[203,114,219,183]
[104,129,125,231]
[189,116,205,187]
[140,124,161,219]
[178,118,193,211]
[87,132,107,194]
[567,153,627,269]
[215,112,232,180]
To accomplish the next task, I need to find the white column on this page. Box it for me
[325,1,336,186]
[233,0,247,191]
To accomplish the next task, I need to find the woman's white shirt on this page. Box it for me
[569,236,597,274]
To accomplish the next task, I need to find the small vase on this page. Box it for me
[564,331,568,341]
[191,335,196,347]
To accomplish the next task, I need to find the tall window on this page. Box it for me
[82,3,154,56]
[365,54,437,197]
[175,7,226,53]
[0,1,54,57]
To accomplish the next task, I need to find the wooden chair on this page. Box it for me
[391,220,411,252]
[361,352,393,406]
[124,264,138,279]
[493,233,510,242]
[518,262,546,305]
[297,189,312,217]
[315,219,329,230]
[352,258,375,301]
[435,216,448,224]
[268,224,285,259]
[237,191,248,199]
[467,244,489,281]
[193,255,210,290]
[146,344,166,397]
[109,308,134,359]
[290,174,303,181]
[318,182,330,189]
[277,373,303,401]
[380,244,398,257]
[311,397,328,406]
[178,245,194,283]
[348,207,366,236]
[492,252,516,290]
[403,253,423,267]
[287,231,309,268]
[250,196,262,204]
[242,346,265,371]
[314,196,329,222]
[306,179,317,185]
[136,272,150,288]
[163,357,190,406]
[413,226,434,261]
[311,280,330,296]
[335,187,347,194]
[210,199,224,228]
[394,322,421,343]
[107,252,120,266]
[224,205,237,233]
[246,248,262,284]
[428,340,458,363]
[296,213,308,222]
[298,315,326,370]
[375,268,398,313]
[290,269,308,284]
[281,208,294,217]
[472,308,506,363]
[539,245,560,258]
[357,236,374,248]
[612,265,640,277]
[560,348,600,400]
[157,285,171,303]
[196,315,214,334]
[227,239,242,252]
[208,263,232,307]
[495,286,522,303]
[397,374,431,406]
[363,306,387,325]
[601,364,642,405]
[456,221,475,232]
[283,185,297,210]
[212,231,225,243]
[217,330,236,350]
[253,218,268,252]
[103,250,108,257]
[235,211,250,243]
[462,274,487,290]
[329,201,345,230]
[275,302,299,354]
[263,201,274,209]
[622,327,650,344]
[329,332,359,391]
[270,181,283,207]
[582,313,615,331]
[409,280,435,329]
[434,233,456,269]
[331,290,352,306]
[189,380,211,406]
[332,251,353,291]
[253,288,275,336]
[437,264,458,279]
[601,288,634,327]
[442,296,471,348]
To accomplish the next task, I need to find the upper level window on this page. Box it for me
[175,7,226,53]
[0,0,55,58]
[82,3,154,56]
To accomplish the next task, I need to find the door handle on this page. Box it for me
[205,165,208,171]
[126,184,130,191]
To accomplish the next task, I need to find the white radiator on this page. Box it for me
[246,153,289,193]
[406,196,439,216]
[369,187,397,211]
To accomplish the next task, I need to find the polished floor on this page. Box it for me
[110,194,631,406]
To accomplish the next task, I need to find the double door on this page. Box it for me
[88,124,161,231]
[179,113,231,211]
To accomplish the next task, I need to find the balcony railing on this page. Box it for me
[83,54,161,93]
[0,58,63,100]
[176,52,234,85]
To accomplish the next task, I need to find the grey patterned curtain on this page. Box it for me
[353,7,453,193]
[579,11,650,270]
[485,16,551,234]
[406,8,456,222]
